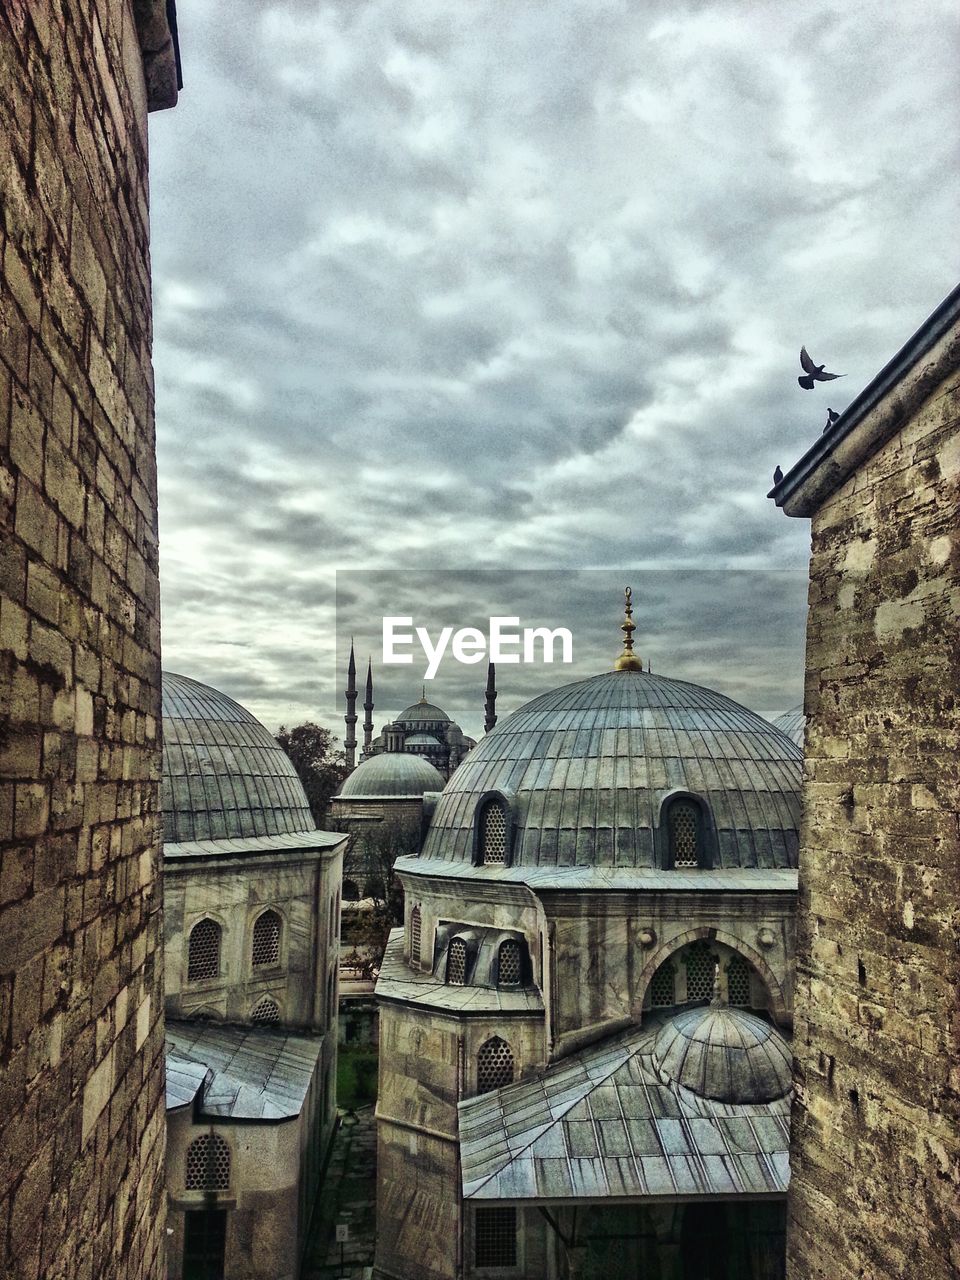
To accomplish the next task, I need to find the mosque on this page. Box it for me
[373,592,802,1280]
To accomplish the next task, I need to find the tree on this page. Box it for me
[275,722,349,825]
[338,816,420,979]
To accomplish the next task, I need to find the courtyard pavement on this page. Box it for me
[303,1105,378,1279]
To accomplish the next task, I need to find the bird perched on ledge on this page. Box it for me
[798,346,844,389]
[773,465,783,485]
[823,407,840,432]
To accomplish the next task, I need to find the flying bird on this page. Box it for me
[798,346,844,389]
[823,407,840,432]
[773,465,783,485]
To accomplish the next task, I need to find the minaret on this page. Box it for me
[614,586,645,672]
[484,661,498,733]
[363,657,374,756]
[344,641,358,769]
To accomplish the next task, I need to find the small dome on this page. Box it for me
[652,1005,792,1104]
[161,672,314,843]
[773,704,805,748]
[396,698,451,726]
[338,752,445,799]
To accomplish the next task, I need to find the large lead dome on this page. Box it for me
[419,669,801,869]
[161,672,315,843]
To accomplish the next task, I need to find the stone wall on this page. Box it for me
[787,363,960,1277]
[0,2,175,1276]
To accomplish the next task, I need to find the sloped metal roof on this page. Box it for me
[162,672,315,842]
[419,670,801,871]
[165,1021,324,1121]
[338,751,445,799]
[164,829,345,862]
[376,931,543,1015]
[772,705,805,749]
[459,1017,791,1204]
[165,1051,209,1111]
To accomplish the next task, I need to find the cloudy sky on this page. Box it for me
[148,0,959,737]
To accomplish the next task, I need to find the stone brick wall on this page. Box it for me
[0,3,173,1277]
[786,364,960,1277]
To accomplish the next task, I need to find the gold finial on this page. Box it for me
[614,586,644,672]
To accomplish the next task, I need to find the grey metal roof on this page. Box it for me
[165,1051,209,1111]
[772,705,805,749]
[459,1016,791,1205]
[164,829,346,862]
[396,856,798,895]
[405,733,441,746]
[165,1021,324,1121]
[376,931,544,1015]
[162,672,314,843]
[652,1007,792,1104]
[396,699,452,725]
[338,751,445,799]
[419,670,802,870]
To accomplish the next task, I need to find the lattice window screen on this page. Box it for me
[669,799,700,867]
[480,800,507,865]
[498,940,521,986]
[650,963,675,1007]
[185,1134,230,1191]
[447,938,467,985]
[410,906,422,963]
[188,919,221,982]
[475,1207,517,1267]
[251,996,280,1024]
[685,943,715,1002]
[727,954,751,1007]
[477,1036,514,1094]
[252,911,281,967]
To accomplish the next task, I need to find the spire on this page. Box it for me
[613,586,644,672]
[484,661,498,733]
[420,684,426,703]
[344,639,358,769]
[363,657,374,754]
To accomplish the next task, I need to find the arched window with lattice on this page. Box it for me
[667,797,705,868]
[410,905,422,965]
[649,962,676,1008]
[727,953,752,1007]
[447,937,467,985]
[477,1036,514,1094]
[252,910,281,968]
[497,940,522,987]
[478,798,508,865]
[683,941,716,1003]
[251,996,281,1024]
[187,918,221,982]
[185,1133,231,1191]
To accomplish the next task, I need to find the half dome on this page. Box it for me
[773,704,805,748]
[419,669,801,869]
[652,1005,792,1104]
[161,672,315,843]
[338,752,445,799]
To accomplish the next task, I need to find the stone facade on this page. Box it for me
[773,290,960,1279]
[0,4,177,1278]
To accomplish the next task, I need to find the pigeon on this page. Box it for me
[773,465,783,484]
[823,407,840,433]
[798,346,844,390]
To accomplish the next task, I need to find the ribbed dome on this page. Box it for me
[338,752,445,798]
[405,733,441,746]
[652,1006,792,1103]
[161,672,314,843]
[419,669,801,869]
[773,704,805,748]
[396,699,451,725]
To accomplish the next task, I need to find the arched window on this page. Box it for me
[477,1036,514,1094]
[727,954,752,1007]
[410,905,422,964]
[649,963,675,1008]
[251,996,280,1024]
[447,937,467,985]
[478,798,507,865]
[684,941,716,1003]
[668,797,704,868]
[497,940,521,987]
[187,918,221,982]
[251,910,281,967]
[185,1133,230,1191]
[342,880,360,902]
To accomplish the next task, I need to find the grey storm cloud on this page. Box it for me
[148,0,960,731]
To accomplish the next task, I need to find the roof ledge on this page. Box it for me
[133,0,182,111]
[771,283,960,517]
